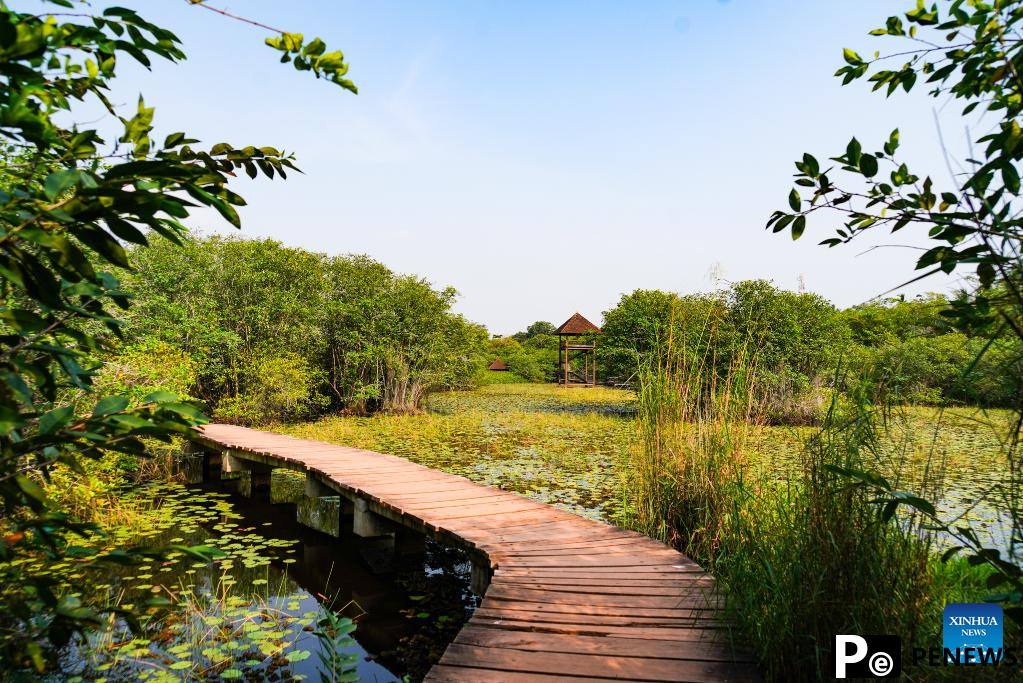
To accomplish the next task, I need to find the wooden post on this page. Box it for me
[564,340,571,387]
[471,560,492,595]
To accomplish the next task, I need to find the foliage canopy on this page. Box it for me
[0,0,355,669]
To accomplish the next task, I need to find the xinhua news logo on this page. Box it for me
[836,603,1019,678]
[943,602,1003,664]
[834,635,901,678]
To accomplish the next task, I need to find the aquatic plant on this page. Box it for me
[311,609,359,683]
[0,482,371,681]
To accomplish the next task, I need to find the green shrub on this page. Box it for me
[94,340,198,405]
[216,353,328,425]
[475,369,529,385]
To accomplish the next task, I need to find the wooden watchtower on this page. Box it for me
[555,312,601,387]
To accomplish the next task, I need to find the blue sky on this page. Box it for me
[101,1,969,333]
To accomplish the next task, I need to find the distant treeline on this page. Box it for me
[491,281,1021,422]
[106,235,486,423]
[106,235,1019,425]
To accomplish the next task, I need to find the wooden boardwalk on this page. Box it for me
[199,424,759,682]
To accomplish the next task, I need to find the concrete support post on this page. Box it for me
[222,452,248,475]
[352,498,396,539]
[297,472,342,537]
[304,472,334,498]
[221,452,272,498]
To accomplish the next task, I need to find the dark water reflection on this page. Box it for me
[56,473,476,683]
[226,478,478,681]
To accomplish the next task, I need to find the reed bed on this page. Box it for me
[625,335,1013,680]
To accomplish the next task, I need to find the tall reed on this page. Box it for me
[717,387,941,679]
[627,337,986,680]
[630,325,756,563]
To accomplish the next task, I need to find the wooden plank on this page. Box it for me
[358,480,486,495]
[436,643,759,682]
[483,537,659,552]
[454,629,754,663]
[473,605,723,624]
[449,516,596,535]
[477,529,636,546]
[429,505,556,522]
[425,665,611,682]
[467,619,733,641]
[495,564,702,576]
[397,494,525,510]
[496,545,684,559]
[388,488,514,503]
[484,586,722,609]
[487,579,713,597]
[494,575,712,589]
[502,555,701,569]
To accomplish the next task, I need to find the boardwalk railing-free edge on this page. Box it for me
[194,424,761,682]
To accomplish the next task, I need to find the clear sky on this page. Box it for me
[100,1,970,334]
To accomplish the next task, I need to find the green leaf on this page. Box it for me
[39,405,74,435]
[285,649,311,663]
[93,396,129,417]
[788,189,801,211]
[859,153,879,177]
[842,48,863,65]
[791,215,806,240]
[846,137,862,164]
[15,475,47,507]
[884,129,900,155]
[44,170,79,201]
[801,153,819,176]
[142,390,178,404]
[891,491,936,516]
[0,308,48,334]
[1001,163,1020,194]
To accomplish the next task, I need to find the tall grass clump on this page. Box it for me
[627,338,982,680]
[718,384,944,680]
[629,327,755,563]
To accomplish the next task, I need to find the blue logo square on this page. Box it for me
[943,603,1003,664]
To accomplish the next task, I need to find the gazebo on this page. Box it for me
[555,312,601,387]
[488,358,509,371]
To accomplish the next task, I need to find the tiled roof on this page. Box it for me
[555,312,601,335]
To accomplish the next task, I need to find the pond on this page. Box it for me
[287,384,1020,560]
[39,474,477,683]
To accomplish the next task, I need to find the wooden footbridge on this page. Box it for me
[196,424,759,682]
